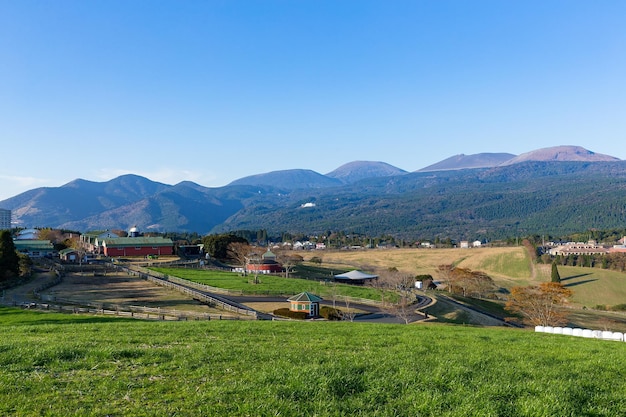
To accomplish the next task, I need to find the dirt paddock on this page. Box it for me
[41,272,231,315]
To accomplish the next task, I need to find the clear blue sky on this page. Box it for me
[1,1,625,201]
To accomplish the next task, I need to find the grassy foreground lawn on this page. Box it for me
[2,307,626,416]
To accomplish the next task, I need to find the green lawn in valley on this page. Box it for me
[471,250,532,280]
[2,307,626,416]
[558,265,626,308]
[151,267,389,301]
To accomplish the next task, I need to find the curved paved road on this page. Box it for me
[219,293,431,324]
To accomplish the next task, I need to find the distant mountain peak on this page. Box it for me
[326,161,407,184]
[228,169,342,190]
[418,153,516,172]
[500,145,620,165]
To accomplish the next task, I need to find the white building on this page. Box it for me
[0,208,11,230]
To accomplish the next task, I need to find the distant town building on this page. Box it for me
[0,208,10,230]
[549,241,609,256]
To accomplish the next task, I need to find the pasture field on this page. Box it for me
[2,307,626,416]
[151,267,391,301]
[558,266,626,308]
[314,247,535,282]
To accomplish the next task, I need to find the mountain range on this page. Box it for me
[2,145,625,240]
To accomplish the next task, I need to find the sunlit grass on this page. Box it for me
[1,307,626,416]
[151,267,389,301]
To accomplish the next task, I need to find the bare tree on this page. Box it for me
[377,268,417,324]
[275,249,303,278]
[342,296,357,322]
[227,242,253,275]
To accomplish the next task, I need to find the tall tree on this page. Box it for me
[505,282,573,326]
[0,230,20,281]
[226,242,254,275]
[551,262,561,283]
[203,234,248,259]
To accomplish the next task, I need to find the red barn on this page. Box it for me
[246,249,284,274]
[100,237,174,257]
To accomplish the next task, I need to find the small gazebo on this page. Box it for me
[287,292,323,318]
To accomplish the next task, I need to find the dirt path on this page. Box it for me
[1,271,59,305]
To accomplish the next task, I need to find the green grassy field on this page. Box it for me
[2,307,626,416]
[152,267,392,301]
[558,265,626,308]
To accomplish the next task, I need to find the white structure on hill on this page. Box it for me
[0,208,11,230]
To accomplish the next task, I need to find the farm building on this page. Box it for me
[287,292,322,318]
[15,228,40,240]
[59,248,80,262]
[80,230,122,254]
[99,236,174,257]
[246,249,283,274]
[334,270,378,285]
[13,240,55,258]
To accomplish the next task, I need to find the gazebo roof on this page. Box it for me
[288,292,323,302]
[334,270,378,281]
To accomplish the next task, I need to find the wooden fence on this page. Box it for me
[123,265,258,318]
[17,298,240,321]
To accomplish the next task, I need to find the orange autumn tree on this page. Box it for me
[505,282,573,326]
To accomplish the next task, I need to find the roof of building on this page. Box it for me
[334,270,378,280]
[101,237,173,247]
[262,249,276,259]
[59,248,79,255]
[13,240,54,250]
[287,292,323,302]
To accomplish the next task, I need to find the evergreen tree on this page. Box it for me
[551,261,561,283]
[0,230,20,281]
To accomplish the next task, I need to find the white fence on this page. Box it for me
[535,326,625,341]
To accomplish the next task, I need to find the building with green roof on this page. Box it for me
[100,236,173,257]
[13,240,55,258]
[287,292,322,318]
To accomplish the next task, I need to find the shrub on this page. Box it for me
[611,304,626,312]
[320,306,342,321]
[273,308,308,320]
[310,256,323,264]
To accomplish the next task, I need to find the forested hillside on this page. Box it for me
[215,161,626,240]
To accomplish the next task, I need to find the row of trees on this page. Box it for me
[436,265,498,299]
[0,230,32,285]
[433,260,573,327]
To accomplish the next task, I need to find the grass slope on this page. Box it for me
[558,266,626,307]
[316,247,531,280]
[2,307,626,416]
